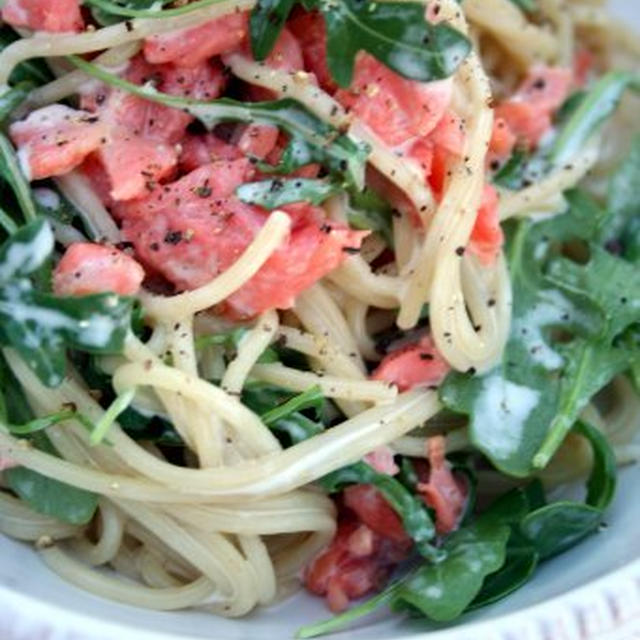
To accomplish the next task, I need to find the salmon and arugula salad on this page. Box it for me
[0,0,638,635]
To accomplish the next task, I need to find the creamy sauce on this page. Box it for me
[474,371,540,461]
[0,221,53,282]
[32,187,61,211]
[514,289,573,371]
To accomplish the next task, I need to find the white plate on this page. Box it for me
[2,2,640,639]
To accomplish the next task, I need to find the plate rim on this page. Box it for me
[1,556,638,640]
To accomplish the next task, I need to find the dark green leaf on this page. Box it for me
[5,465,99,524]
[520,502,603,560]
[320,0,471,88]
[236,178,340,209]
[392,521,510,621]
[250,0,297,61]
[347,187,394,245]
[4,433,98,525]
[0,352,33,424]
[0,133,37,223]
[468,530,538,610]
[574,420,617,511]
[0,82,33,123]
[492,148,528,190]
[68,55,370,189]
[0,219,133,387]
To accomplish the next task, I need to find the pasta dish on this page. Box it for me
[0,0,638,635]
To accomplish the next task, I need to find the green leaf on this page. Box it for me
[4,433,98,525]
[5,465,99,525]
[320,461,440,560]
[347,187,394,246]
[392,521,510,621]
[546,245,640,341]
[551,72,640,168]
[574,420,617,511]
[519,502,603,560]
[68,55,369,189]
[0,133,37,223]
[250,0,298,61]
[0,219,133,387]
[468,530,538,610]
[0,217,53,282]
[320,0,471,88]
[492,148,529,190]
[0,82,33,123]
[0,353,33,425]
[532,340,630,468]
[441,174,640,476]
[236,178,340,209]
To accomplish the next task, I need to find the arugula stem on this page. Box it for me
[533,344,594,469]
[296,582,401,638]
[84,0,225,18]
[261,385,323,425]
[90,388,135,445]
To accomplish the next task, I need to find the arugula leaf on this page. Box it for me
[0,219,133,387]
[0,353,33,424]
[468,530,538,610]
[68,55,369,189]
[0,82,33,123]
[247,0,470,88]
[442,157,640,476]
[347,188,394,246]
[392,521,510,621]
[250,0,298,61]
[321,461,440,560]
[0,133,37,223]
[4,433,98,525]
[319,0,471,88]
[519,503,602,560]
[574,420,617,511]
[492,148,529,190]
[236,178,340,209]
[551,72,640,168]
[242,382,327,444]
[547,245,640,340]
